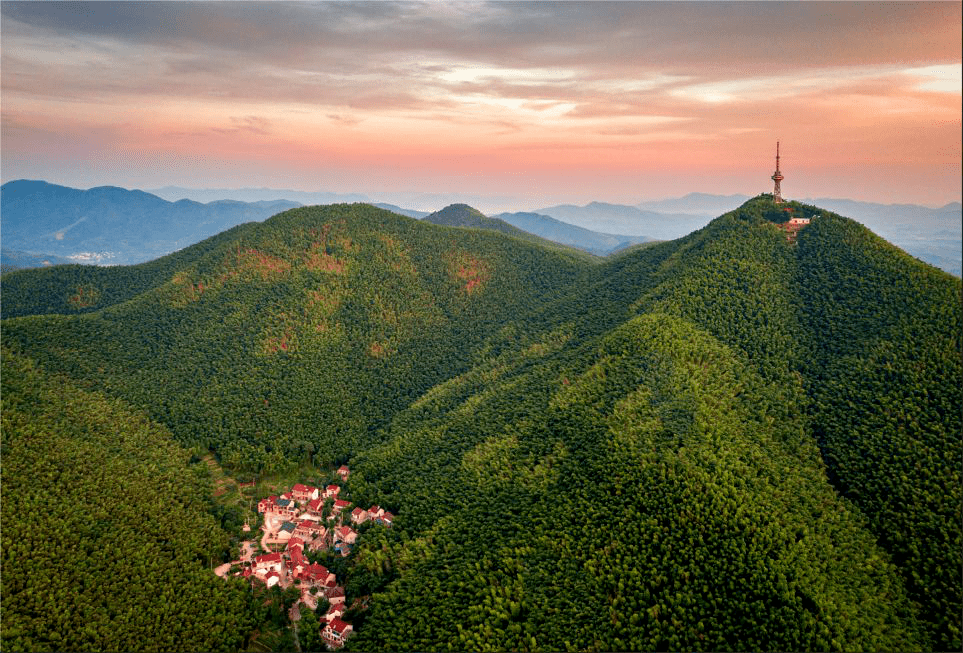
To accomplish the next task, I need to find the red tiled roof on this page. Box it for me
[301,563,331,581]
[338,465,349,472]
[326,484,340,492]
[351,507,365,517]
[307,498,324,511]
[286,537,304,549]
[333,500,350,509]
[382,511,394,521]
[255,552,282,565]
[328,617,351,634]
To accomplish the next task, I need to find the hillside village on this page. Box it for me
[214,466,394,650]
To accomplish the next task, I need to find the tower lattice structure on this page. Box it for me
[771,141,784,203]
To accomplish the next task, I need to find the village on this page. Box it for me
[214,465,394,650]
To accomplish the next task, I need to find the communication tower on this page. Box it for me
[771,141,784,203]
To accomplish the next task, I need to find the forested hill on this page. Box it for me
[1,203,591,470]
[2,196,959,652]
[422,203,586,254]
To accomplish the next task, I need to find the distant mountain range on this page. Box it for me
[532,201,711,241]
[2,180,958,275]
[1,180,300,266]
[492,211,651,255]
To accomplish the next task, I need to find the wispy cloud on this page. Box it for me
[1,1,959,204]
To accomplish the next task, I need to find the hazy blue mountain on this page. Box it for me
[799,197,962,276]
[148,185,369,205]
[533,201,711,240]
[0,249,76,272]
[372,203,429,219]
[1,180,300,265]
[492,210,651,255]
[637,192,751,216]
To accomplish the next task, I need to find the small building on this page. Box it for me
[292,483,319,503]
[285,537,304,553]
[300,563,335,588]
[322,617,353,649]
[254,552,284,575]
[307,533,330,552]
[325,602,344,622]
[324,484,341,500]
[337,465,350,481]
[294,519,324,540]
[380,511,394,528]
[350,507,369,525]
[328,499,350,521]
[274,498,298,519]
[335,526,358,546]
[276,521,297,542]
[367,505,384,519]
[306,497,325,518]
[325,585,346,605]
[264,570,281,588]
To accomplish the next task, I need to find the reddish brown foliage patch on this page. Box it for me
[233,248,292,280]
[67,284,100,308]
[304,251,345,273]
[447,253,491,294]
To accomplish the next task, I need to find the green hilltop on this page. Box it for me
[2,196,960,652]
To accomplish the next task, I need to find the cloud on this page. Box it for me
[1,1,959,204]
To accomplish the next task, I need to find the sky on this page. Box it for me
[2,1,961,211]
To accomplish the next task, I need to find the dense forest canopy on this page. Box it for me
[2,196,959,651]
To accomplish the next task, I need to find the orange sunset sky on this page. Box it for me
[2,1,961,210]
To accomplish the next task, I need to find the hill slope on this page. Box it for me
[1,349,260,651]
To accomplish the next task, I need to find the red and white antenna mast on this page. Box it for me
[771,141,784,203]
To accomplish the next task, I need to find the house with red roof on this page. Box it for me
[299,563,335,588]
[291,483,319,503]
[350,507,369,525]
[254,552,284,575]
[323,484,341,500]
[367,505,384,519]
[328,499,350,521]
[286,537,304,553]
[257,496,279,514]
[324,585,346,605]
[324,602,344,622]
[337,465,350,481]
[294,518,325,539]
[306,497,325,518]
[335,526,358,546]
[264,570,281,588]
[321,617,353,648]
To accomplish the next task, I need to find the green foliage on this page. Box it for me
[2,197,958,652]
[796,213,963,650]
[1,349,262,652]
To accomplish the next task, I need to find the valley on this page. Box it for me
[1,196,960,652]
